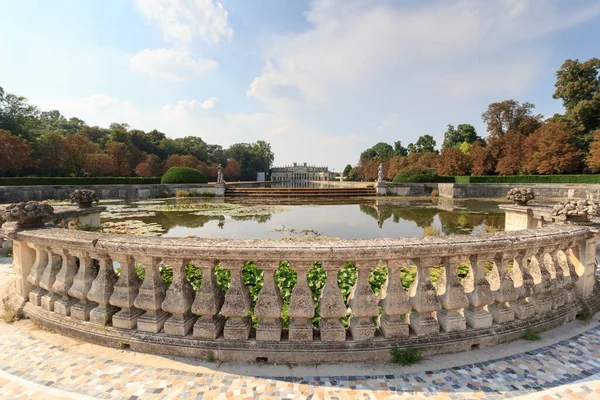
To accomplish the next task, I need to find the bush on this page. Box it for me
[161,167,208,184]
[391,345,422,365]
[524,328,541,341]
[0,177,161,186]
[393,167,454,183]
[175,189,191,198]
[455,175,600,184]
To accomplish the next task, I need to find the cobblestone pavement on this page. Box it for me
[1,257,600,399]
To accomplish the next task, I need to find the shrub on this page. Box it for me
[430,189,439,197]
[576,309,593,322]
[161,167,208,184]
[524,328,541,341]
[391,345,422,365]
[456,175,600,184]
[175,189,191,198]
[393,167,454,183]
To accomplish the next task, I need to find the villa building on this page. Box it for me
[271,162,333,181]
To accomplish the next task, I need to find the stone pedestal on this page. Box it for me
[552,291,566,309]
[137,311,170,333]
[164,313,195,336]
[54,298,78,316]
[488,303,515,324]
[379,315,409,339]
[29,288,46,307]
[288,319,313,342]
[510,300,535,320]
[437,309,466,332]
[223,316,252,340]
[41,293,60,312]
[349,317,376,342]
[70,302,97,321]
[464,306,493,329]
[112,309,144,330]
[89,305,118,326]
[215,183,225,196]
[409,312,439,336]
[531,297,553,315]
[256,320,282,342]
[319,319,346,342]
[193,315,225,339]
[500,205,538,231]
[375,182,387,196]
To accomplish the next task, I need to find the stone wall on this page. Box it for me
[0,184,224,203]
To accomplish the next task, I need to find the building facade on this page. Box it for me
[271,163,333,181]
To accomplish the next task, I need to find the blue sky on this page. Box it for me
[1,0,599,171]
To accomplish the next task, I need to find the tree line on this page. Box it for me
[0,87,274,181]
[345,58,600,181]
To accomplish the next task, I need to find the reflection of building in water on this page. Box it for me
[271,162,333,181]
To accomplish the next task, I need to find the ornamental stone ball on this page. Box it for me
[551,199,600,221]
[3,201,54,228]
[506,188,535,205]
[70,189,99,209]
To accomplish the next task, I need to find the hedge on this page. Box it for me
[392,174,455,183]
[161,167,208,184]
[0,177,161,186]
[455,175,600,184]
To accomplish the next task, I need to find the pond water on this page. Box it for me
[97,197,506,239]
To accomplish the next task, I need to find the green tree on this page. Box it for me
[394,141,408,157]
[343,164,352,177]
[0,86,40,142]
[408,135,437,154]
[37,130,64,175]
[442,124,480,149]
[360,142,394,161]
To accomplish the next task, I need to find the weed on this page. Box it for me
[175,189,191,198]
[430,189,439,197]
[524,328,541,341]
[205,353,216,362]
[203,190,216,197]
[390,345,422,365]
[576,309,593,322]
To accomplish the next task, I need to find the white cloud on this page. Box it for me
[134,0,233,44]
[130,48,216,81]
[161,97,221,114]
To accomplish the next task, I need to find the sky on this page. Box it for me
[1,0,599,172]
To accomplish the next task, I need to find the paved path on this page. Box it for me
[1,257,600,399]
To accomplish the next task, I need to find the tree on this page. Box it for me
[469,141,493,175]
[523,121,582,174]
[60,134,97,176]
[393,141,408,157]
[495,131,526,175]
[106,141,132,176]
[0,129,33,176]
[360,142,394,161]
[86,153,114,176]
[586,130,600,172]
[436,148,470,176]
[165,154,199,170]
[553,58,600,147]
[387,156,409,179]
[442,124,479,149]
[223,158,242,181]
[408,135,436,154]
[481,100,542,139]
[37,130,64,175]
[342,164,352,177]
[0,87,39,142]
[145,154,164,176]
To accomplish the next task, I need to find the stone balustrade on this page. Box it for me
[2,224,598,363]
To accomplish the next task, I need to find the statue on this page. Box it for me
[377,163,384,183]
[217,164,224,184]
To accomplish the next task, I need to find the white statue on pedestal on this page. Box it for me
[377,163,384,183]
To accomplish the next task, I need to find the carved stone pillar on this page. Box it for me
[68,251,98,321]
[528,248,553,314]
[488,252,519,324]
[221,265,252,340]
[39,249,62,312]
[409,257,441,336]
[10,241,36,307]
[509,251,535,319]
[575,238,596,300]
[463,253,494,329]
[134,256,169,333]
[28,244,49,306]
[255,261,283,342]
[192,260,225,339]
[348,261,379,341]
[379,259,410,339]
[52,248,79,316]
[549,246,566,309]
[436,256,469,332]
[162,258,195,336]
[318,263,347,342]
[109,255,143,329]
[560,242,579,304]
[287,262,315,342]
[88,253,119,326]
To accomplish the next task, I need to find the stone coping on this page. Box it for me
[3,224,594,261]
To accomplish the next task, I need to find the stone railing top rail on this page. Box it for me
[3,224,594,262]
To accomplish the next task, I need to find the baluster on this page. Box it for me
[318,262,347,342]
[574,238,596,300]
[463,253,494,329]
[88,253,119,326]
[255,261,283,342]
[192,260,225,339]
[10,240,36,305]
[549,246,566,309]
[134,256,169,333]
[509,251,536,319]
[348,261,379,341]
[52,248,79,316]
[39,249,62,312]
[68,250,98,321]
[436,256,469,332]
[221,264,252,340]
[379,259,409,339]
[109,254,143,329]
[527,248,554,314]
[28,244,49,306]
[409,257,441,335]
[488,252,519,323]
[287,261,315,342]
[559,242,578,304]
[162,258,195,336]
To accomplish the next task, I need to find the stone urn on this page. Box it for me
[552,199,600,222]
[70,189,99,209]
[506,188,535,206]
[2,201,55,229]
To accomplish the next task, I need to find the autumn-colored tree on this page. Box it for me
[59,133,97,176]
[436,148,471,176]
[223,158,241,181]
[585,130,600,172]
[145,154,164,176]
[469,141,493,175]
[134,162,153,177]
[495,131,526,175]
[199,162,218,181]
[415,152,439,169]
[37,130,64,175]
[362,160,380,181]
[0,129,34,176]
[85,153,114,176]
[105,141,132,176]
[386,156,409,179]
[165,154,199,170]
[523,121,582,174]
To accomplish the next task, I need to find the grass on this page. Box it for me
[422,225,441,236]
[390,345,422,365]
[175,189,191,198]
[523,328,541,341]
[205,352,216,362]
[576,309,593,323]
